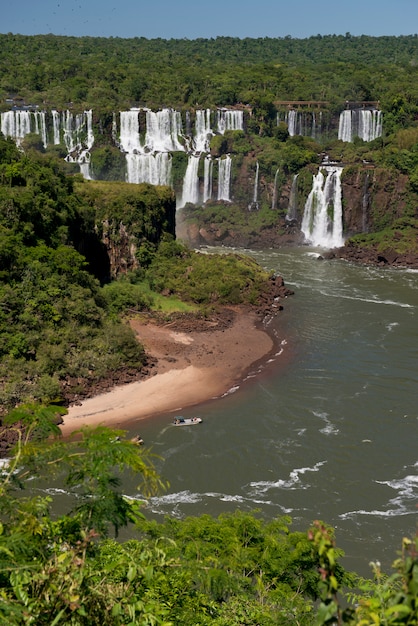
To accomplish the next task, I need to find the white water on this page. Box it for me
[194,109,213,153]
[217,109,243,134]
[1,109,47,148]
[126,152,172,186]
[145,109,184,153]
[272,168,280,210]
[252,161,259,207]
[338,109,382,142]
[278,110,318,138]
[179,155,200,207]
[61,109,94,178]
[203,156,213,203]
[217,156,232,201]
[286,173,299,221]
[301,167,344,248]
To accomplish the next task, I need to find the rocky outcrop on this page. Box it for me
[325,241,418,268]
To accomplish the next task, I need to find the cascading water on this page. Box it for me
[2,105,237,205]
[338,109,382,142]
[52,110,61,145]
[61,109,94,178]
[251,161,259,209]
[217,156,232,201]
[338,110,352,142]
[301,166,344,248]
[1,109,47,148]
[217,109,243,134]
[203,156,213,203]
[145,109,184,153]
[194,109,213,153]
[119,108,184,185]
[126,152,172,186]
[286,173,299,221]
[278,110,319,138]
[178,155,200,208]
[271,168,280,210]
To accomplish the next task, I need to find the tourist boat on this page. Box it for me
[173,416,202,426]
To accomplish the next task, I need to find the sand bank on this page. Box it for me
[61,309,275,435]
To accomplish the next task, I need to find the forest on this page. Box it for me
[0,33,417,624]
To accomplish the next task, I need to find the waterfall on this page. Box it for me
[338,110,352,142]
[33,111,48,148]
[252,161,259,208]
[145,109,184,153]
[178,155,200,208]
[194,109,213,153]
[119,109,143,153]
[279,110,319,138]
[301,167,344,248]
[60,109,94,178]
[271,168,280,210]
[1,110,35,146]
[286,174,299,221]
[126,152,172,186]
[286,110,297,136]
[52,110,61,144]
[357,110,383,142]
[338,109,382,142]
[217,156,231,201]
[203,156,213,203]
[217,109,243,134]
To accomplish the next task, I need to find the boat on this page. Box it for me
[173,416,202,426]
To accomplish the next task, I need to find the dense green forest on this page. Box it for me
[1,33,418,113]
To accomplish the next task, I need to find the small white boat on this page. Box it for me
[173,416,202,426]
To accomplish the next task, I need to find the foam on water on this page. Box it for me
[247,461,327,494]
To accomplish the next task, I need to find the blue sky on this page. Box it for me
[3,0,418,39]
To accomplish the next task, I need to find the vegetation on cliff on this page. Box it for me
[0,404,416,625]
[0,135,283,417]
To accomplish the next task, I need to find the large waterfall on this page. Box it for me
[1,109,48,148]
[338,109,382,142]
[301,167,344,248]
[194,109,213,153]
[116,107,234,205]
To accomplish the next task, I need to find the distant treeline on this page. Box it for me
[1,33,418,121]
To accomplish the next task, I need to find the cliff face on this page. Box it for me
[75,180,176,279]
[341,167,410,236]
[176,164,418,267]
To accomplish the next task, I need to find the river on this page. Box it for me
[125,246,418,577]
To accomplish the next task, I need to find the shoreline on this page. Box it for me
[61,308,279,435]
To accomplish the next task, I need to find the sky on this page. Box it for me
[3,0,418,40]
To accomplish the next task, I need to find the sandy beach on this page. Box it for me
[61,308,276,435]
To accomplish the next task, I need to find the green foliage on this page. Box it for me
[145,239,272,306]
[0,406,416,625]
[101,279,154,315]
[349,217,418,254]
[308,521,418,626]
